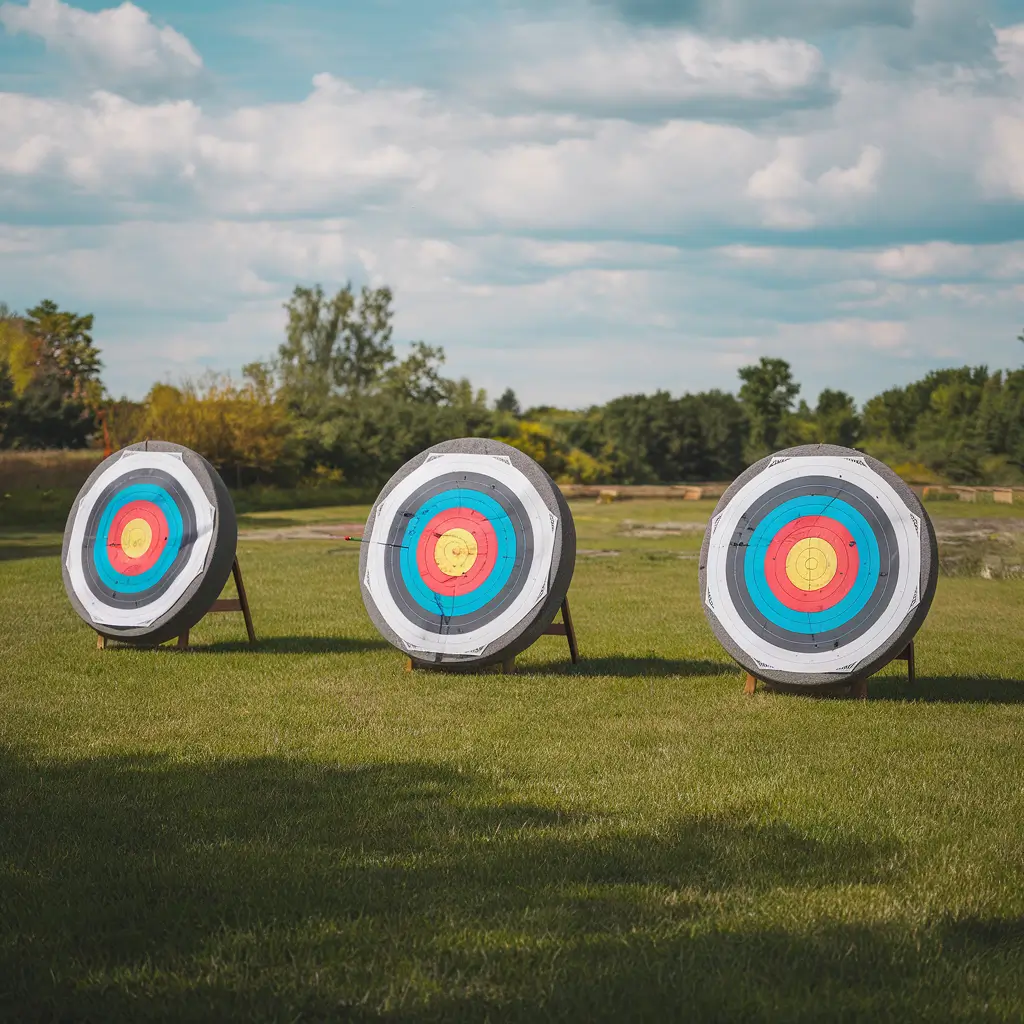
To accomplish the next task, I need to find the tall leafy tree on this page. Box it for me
[737,357,800,457]
[815,389,861,447]
[0,300,104,449]
[23,300,103,406]
[276,283,396,411]
[495,388,521,415]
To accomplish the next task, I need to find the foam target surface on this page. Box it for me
[62,442,238,645]
[699,445,938,686]
[360,438,576,665]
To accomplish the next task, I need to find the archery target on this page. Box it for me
[360,438,576,665]
[699,444,938,686]
[62,441,238,645]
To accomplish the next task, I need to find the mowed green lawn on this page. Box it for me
[1,498,1023,1022]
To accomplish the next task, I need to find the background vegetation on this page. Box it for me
[3,287,1024,495]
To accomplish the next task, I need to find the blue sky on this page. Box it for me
[2,0,1024,407]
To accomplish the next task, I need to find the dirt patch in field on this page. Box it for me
[239,523,365,542]
[618,520,707,538]
[932,517,1024,578]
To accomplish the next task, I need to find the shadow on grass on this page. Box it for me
[4,750,1017,1021]
[525,656,737,678]
[0,542,62,562]
[97,635,392,656]
[204,635,391,655]
[864,675,1024,705]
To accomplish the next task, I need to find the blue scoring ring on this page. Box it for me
[742,495,881,635]
[91,483,184,594]
[398,488,516,616]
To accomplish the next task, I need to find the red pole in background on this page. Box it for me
[98,409,112,458]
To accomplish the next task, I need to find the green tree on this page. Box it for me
[0,360,13,446]
[0,300,104,449]
[815,389,861,447]
[737,357,800,457]
[275,283,396,412]
[495,388,521,415]
[380,343,451,404]
[23,300,103,407]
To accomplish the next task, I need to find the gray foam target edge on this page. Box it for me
[61,440,238,646]
[359,437,577,667]
[698,443,939,687]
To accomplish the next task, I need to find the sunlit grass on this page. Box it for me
[1,499,1023,1021]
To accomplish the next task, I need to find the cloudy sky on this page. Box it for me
[2,0,1024,406]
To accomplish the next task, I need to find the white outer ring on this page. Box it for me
[705,456,922,674]
[365,453,556,656]
[66,449,216,629]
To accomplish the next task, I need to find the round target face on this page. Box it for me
[360,438,576,665]
[699,444,938,685]
[62,441,238,645]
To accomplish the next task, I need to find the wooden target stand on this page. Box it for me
[743,640,915,700]
[96,558,256,651]
[405,596,579,674]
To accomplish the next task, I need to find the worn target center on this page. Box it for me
[785,537,837,591]
[433,527,479,577]
[120,517,153,559]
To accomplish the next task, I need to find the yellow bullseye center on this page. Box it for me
[120,518,153,559]
[433,527,479,577]
[785,537,837,591]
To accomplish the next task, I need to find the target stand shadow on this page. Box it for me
[96,557,257,652]
[743,640,916,700]
[404,595,579,675]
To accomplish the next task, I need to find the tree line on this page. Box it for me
[2,285,1023,488]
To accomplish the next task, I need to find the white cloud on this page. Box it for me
[1,0,1023,406]
[982,114,1024,199]
[479,24,833,119]
[0,0,202,93]
[0,52,1011,241]
[745,139,883,228]
[995,23,1024,79]
[4,219,1021,405]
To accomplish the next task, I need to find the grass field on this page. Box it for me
[2,499,1023,1021]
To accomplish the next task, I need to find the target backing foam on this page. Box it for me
[699,444,938,687]
[62,441,238,646]
[360,438,576,667]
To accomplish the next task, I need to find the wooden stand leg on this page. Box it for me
[97,634,105,650]
[744,673,757,695]
[907,640,915,684]
[502,655,516,674]
[232,558,257,645]
[95,557,255,651]
[850,679,868,700]
[541,595,579,665]
[561,598,579,665]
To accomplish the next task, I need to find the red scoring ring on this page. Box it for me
[106,500,170,576]
[763,516,860,612]
[416,507,499,596]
